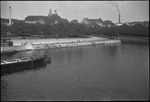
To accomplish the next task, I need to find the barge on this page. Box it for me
[1,56,47,71]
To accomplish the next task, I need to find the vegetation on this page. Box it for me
[116,23,149,37]
[1,21,149,38]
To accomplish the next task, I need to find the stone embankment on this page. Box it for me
[30,39,121,50]
[1,37,121,53]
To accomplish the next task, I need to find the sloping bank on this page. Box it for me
[119,35,149,44]
[2,37,120,52]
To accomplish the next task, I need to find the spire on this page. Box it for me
[54,9,57,15]
[48,8,52,17]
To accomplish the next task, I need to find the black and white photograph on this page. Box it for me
[1,0,149,101]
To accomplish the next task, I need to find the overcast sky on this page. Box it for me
[1,1,149,23]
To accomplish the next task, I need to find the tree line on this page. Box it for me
[116,23,149,37]
[1,21,149,38]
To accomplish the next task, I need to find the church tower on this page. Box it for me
[54,10,57,15]
[48,8,52,17]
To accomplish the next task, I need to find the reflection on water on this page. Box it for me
[106,45,118,57]
[1,43,149,101]
[1,62,49,77]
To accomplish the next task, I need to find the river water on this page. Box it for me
[1,42,149,101]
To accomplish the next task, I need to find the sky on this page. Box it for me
[1,1,149,23]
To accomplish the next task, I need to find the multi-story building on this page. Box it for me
[25,16,47,24]
[81,18,103,26]
[24,8,65,25]
[81,18,116,27]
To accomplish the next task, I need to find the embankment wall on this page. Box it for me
[1,39,121,53]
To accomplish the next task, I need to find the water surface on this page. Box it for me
[1,43,149,101]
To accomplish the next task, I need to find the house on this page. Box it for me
[70,19,79,24]
[1,37,16,53]
[81,18,103,26]
[1,18,15,26]
[132,21,149,27]
[1,37,13,47]
[116,21,149,27]
[101,20,115,28]
[1,18,24,26]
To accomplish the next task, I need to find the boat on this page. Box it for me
[1,55,51,76]
[1,55,50,70]
[1,50,18,55]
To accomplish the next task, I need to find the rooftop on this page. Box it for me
[85,18,103,23]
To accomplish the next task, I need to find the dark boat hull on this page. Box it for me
[1,56,47,75]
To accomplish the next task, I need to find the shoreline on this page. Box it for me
[1,36,121,53]
[119,35,149,44]
[11,36,108,46]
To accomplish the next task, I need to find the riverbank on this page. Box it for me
[119,35,149,44]
[11,36,107,45]
[1,36,121,53]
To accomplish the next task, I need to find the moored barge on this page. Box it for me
[1,55,49,70]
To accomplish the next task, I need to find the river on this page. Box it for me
[1,42,149,101]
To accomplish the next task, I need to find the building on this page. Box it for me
[115,22,123,26]
[81,18,103,26]
[70,19,79,24]
[81,18,116,28]
[116,21,149,27]
[25,16,47,24]
[1,37,16,53]
[1,37,13,47]
[1,18,24,26]
[24,8,67,25]
[25,8,54,24]
[101,20,116,28]
[1,18,15,26]
[132,21,149,27]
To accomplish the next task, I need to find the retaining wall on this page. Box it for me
[1,39,121,53]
